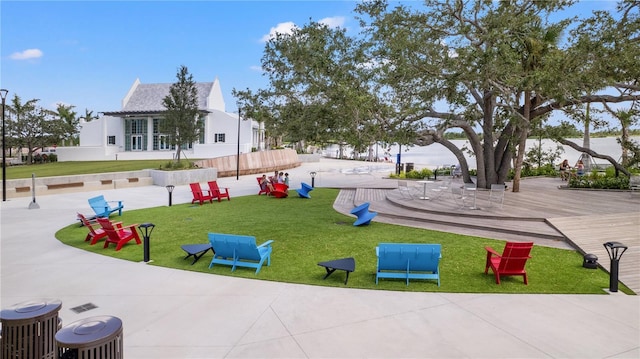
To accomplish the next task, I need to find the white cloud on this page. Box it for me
[260,16,347,43]
[260,21,297,43]
[319,16,346,28]
[249,65,263,72]
[10,48,43,60]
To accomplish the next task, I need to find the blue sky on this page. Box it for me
[1,1,618,115]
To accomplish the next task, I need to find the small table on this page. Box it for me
[416,180,433,200]
[317,257,356,285]
[181,243,213,265]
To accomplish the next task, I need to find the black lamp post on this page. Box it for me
[310,171,317,188]
[165,185,175,206]
[603,241,628,292]
[1,89,8,202]
[139,223,155,263]
[236,103,241,181]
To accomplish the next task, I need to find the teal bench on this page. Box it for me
[376,243,441,286]
[208,233,274,274]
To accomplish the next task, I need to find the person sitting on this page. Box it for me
[575,160,585,177]
[260,174,274,193]
[277,172,285,184]
[269,170,279,185]
[452,164,462,178]
[559,159,570,181]
[284,172,290,187]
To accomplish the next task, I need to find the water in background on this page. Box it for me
[322,137,638,170]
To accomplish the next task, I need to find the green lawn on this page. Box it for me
[56,188,632,294]
[5,160,177,179]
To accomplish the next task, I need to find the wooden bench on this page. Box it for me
[376,243,441,286]
[47,182,83,190]
[128,177,139,183]
[101,179,113,185]
[15,186,30,193]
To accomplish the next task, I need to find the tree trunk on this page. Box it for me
[512,91,532,193]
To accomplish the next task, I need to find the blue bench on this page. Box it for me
[376,243,441,286]
[88,195,123,218]
[208,233,274,274]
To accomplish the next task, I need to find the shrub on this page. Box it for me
[570,175,630,189]
[159,160,197,170]
[406,168,433,179]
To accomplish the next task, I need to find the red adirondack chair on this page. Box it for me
[190,182,214,205]
[97,217,141,251]
[257,177,271,196]
[207,181,230,202]
[77,213,108,245]
[484,242,533,284]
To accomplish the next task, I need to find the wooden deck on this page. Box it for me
[333,176,640,293]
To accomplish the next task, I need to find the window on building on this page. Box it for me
[152,118,173,150]
[107,136,116,145]
[124,118,147,151]
[214,133,226,143]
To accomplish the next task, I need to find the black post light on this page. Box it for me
[165,185,175,206]
[603,241,628,292]
[310,171,317,188]
[236,103,241,181]
[1,88,8,202]
[139,223,156,263]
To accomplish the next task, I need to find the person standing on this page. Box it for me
[576,160,585,177]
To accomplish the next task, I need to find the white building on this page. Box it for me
[58,77,263,161]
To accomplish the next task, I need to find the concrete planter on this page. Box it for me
[149,168,217,187]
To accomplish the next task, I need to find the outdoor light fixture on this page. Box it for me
[236,103,241,181]
[1,88,8,202]
[310,171,317,188]
[165,185,175,206]
[603,241,628,292]
[139,223,156,263]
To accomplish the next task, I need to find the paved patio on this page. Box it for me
[1,158,638,358]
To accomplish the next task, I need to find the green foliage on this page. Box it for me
[55,188,623,294]
[159,160,197,171]
[405,168,433,179]
[388,168,433,179]
[525,144,564,168]
[161,65,202,162]
[569,174,632,190]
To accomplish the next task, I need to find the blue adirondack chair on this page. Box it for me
[296,182,313,198]
[88,195,123,218]
[208,233,274,274]
[376,243,442,286]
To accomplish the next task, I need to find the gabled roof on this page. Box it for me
[122,82,213,112]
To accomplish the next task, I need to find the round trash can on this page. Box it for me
[1,298,62,359]
[56,316,123,359]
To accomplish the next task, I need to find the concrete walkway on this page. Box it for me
[1,159,638,358]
